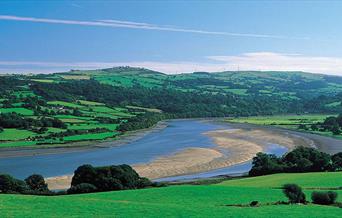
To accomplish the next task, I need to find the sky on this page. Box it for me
[1,0,342,75]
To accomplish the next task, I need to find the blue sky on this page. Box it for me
[1,1,342,74]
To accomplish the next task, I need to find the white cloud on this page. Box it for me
[2,52,342,75]
[0,15,306,39]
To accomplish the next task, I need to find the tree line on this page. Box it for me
[249,146,342,176]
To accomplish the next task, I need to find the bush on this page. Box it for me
[137,177,153,188]
[67,183,97,194]
[282,146,332,172]
[283,184,306,203]
[0,174,29,193]
[249,153,285,176]
[250,201,259,207]
[70,164,152,194]
[311,191,338,205]
[25,174,49,192]
[332,152,342,171]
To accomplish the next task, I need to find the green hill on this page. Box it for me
[0,172,340,217]
[1,68,342,148]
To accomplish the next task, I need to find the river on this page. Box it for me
[0,119,340,181]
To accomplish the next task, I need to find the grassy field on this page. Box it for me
[0,172,340,217]
[0,129,36,141]
[0,107,34,116]
[0,97,139,147]
[227,114,334,126]
[227,114,342,139]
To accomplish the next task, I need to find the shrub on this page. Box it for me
[282,184,306,203]
[282,146,332,172]
[71,164,97,187]
[0,174,29,193]
[25,174,49,192]
[137,177,153,188]
[249,153,286,176]
[70,164,152,193]
[250,201,259,207]
[311,191,338,205]
[332,152,342,171]
[67,183,97,194]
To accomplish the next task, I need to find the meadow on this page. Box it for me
[0,172,340,217]
[0,87,145,148]
[227,114,342,139]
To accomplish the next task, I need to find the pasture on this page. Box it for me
[0,172,340,217]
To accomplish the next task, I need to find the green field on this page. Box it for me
[227,114,342,139]
[227,114,334,126]
[0,129,36,140]
[0,107,34,116]
[63,131,118,141]
[0,172,340,217]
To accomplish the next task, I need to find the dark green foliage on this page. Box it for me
[118,112,171,132]
[24,174,49,192]
[67,183,97,194]
[311,191,338,205]
[137,177,153,188]
[331,152,342,171]
[249,146,336,176]
[71,164,97,187]
[249,201,259,207]
[0,174,29,193]
[69,164,151,194]
[282,146,332,172]
[0,113,66,129]
[249,153,285,176]
[282,184,306,204]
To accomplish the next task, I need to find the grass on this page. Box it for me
[77,100,104,106]
[0,129,35,140]
[60,75,90,80]
[218,172,342,188]
[126,105,162,113]
[31,79,56,83]
[47,101,85,109]
[0,172,341,217]
[63,131,118,141]
[68,123,119,131]
[0,140,36,147]
[0,107,34,116]
[227,114,335,126]
[227,114,342,139]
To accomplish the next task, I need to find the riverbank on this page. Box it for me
[0,121,169,158]
[45,125,313,190]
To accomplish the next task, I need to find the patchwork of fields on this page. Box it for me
[0,87,158,148]
[0,172,340,217]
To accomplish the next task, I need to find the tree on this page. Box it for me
[0,174,28,193]
[283,184,306,204]
[331,152,342,171]
[282,146,332,172]
[70,164,151,194]
[71,164,97,187]
[312,191,338,205]
[25,174,49,192]
[67,183,97,194]
[249,153,285,176]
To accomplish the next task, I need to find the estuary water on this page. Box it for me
[0,119,288,180]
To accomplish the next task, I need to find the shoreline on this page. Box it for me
[0,120,169,158]
[1,117,341,158]
[45,126,314,190]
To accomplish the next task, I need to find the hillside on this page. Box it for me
[1,67,342,148]
[0,172,340,217]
